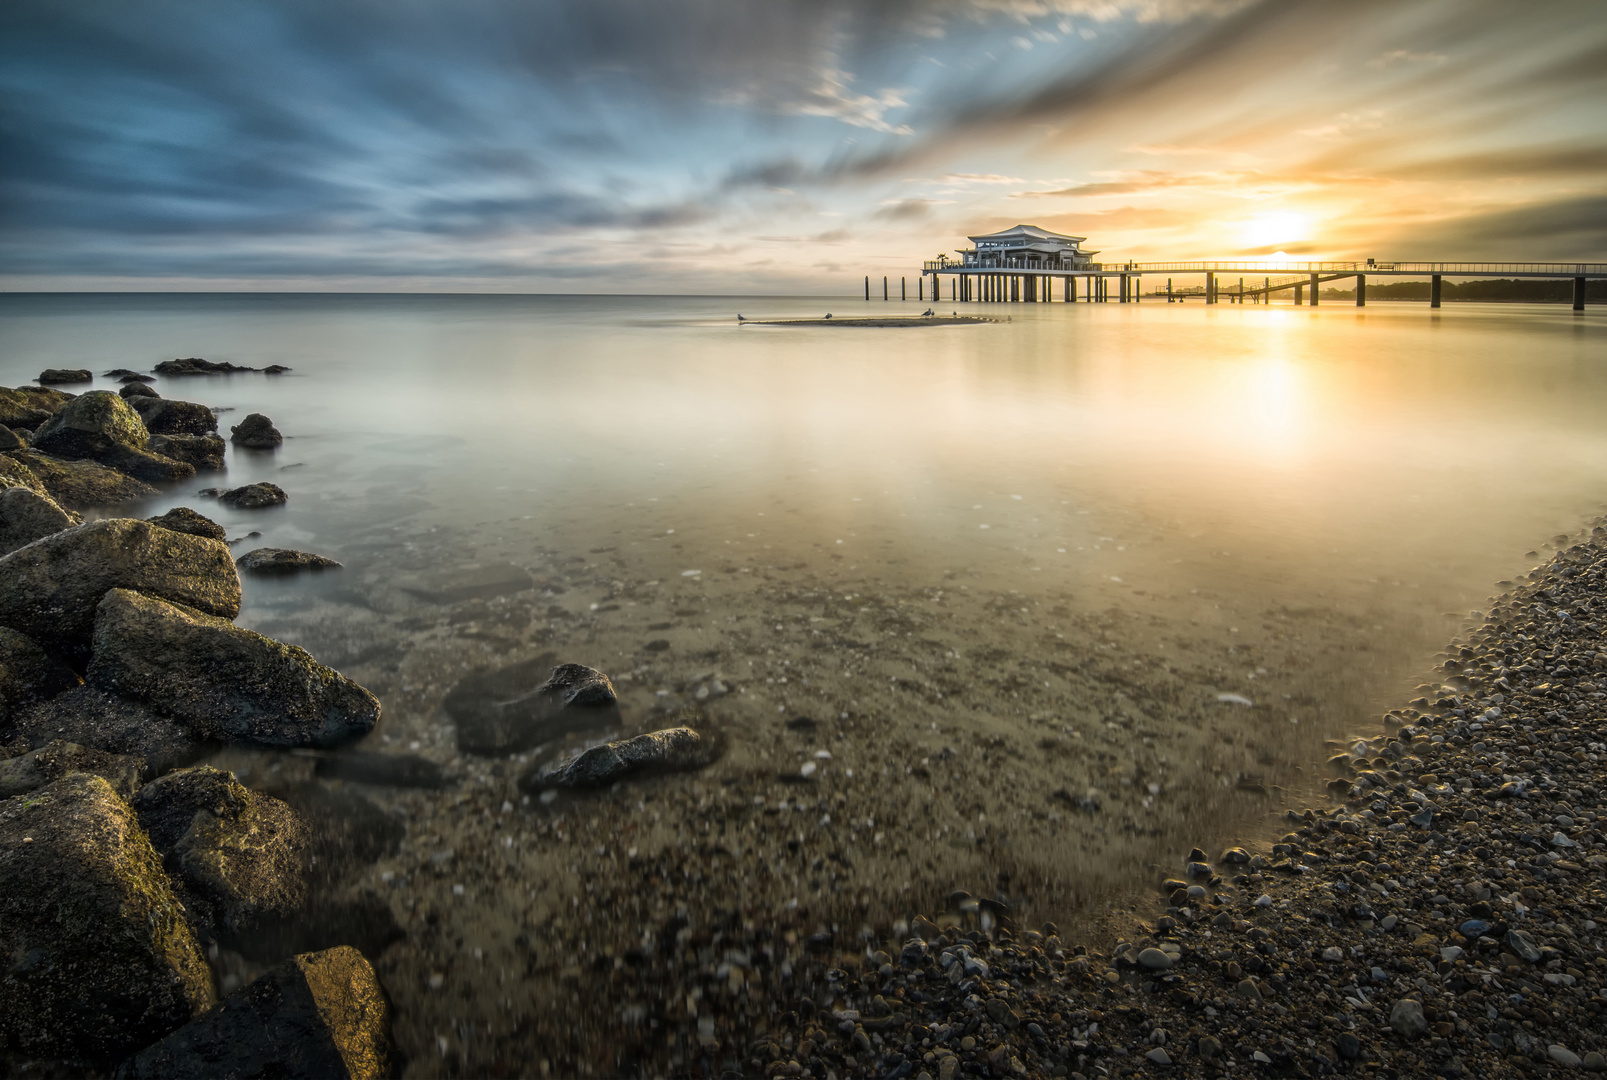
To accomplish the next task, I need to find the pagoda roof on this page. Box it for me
[968,224,1087,244]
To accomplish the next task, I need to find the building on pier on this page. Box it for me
[956,224,1096,270]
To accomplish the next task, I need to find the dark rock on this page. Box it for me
[116,946,394,1080]
[0,388,56,431]
[119,382,159,400]
[0,424,24,450]
[0,485,81,555]
[129,397,218,437]
[153,357,259,376]
[29,390,193,483]
[0,627,81,729]
[314,750,449,788]
[148,433,225,471]
[0,773,215,1062]
[446,656,621,756]
[102,369,145,380]
[147,505,228,541]
[237,547,341,575]
[0,739,144,799]
[0,454,46,497]
[0,518,241,664]
[263,364,292,375]
[218,482,287,509]
[230,413,283,449]
[36,368,92,385]
[87,588,380,748]
[131,766,309,937]
[12,686,209,774]
[279,783,404,878]
[118,374,156,384]
[7,449,159,510]
[520,725,719,792]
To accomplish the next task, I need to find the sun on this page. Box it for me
[1241,211,1312,249]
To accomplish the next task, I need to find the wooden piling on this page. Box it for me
[901,277,906,301]
[865,276,869,301]
[1309,273,1319,306]
[1356,274,1366,307]
[1575,277,1587,311]
[1431,274,1441,309]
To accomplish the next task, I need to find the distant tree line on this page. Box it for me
[1319,278,1606,303]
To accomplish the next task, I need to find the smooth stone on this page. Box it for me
[130,397,218,436]
[86,588,379,749]
[1550,1046,1583,1067]
[1145,1048,1171,1065]
[0,774,215,1063]
[148,433,225,471]
[217,482,287,509]
[1236,979,1262,999]
[36,368,92,384]
[116,946,394,1080]
[447,657,620,756]
[0,485,80,556]
[1389,998,1427,1037]
[229,412,283,448]
[1336,1032,1361,1059]
[0,739,144,799]
[1459,918,1490,938]
[1322,946,1343,961]
[520,725,719,792]
[7,449,159,510]
[1583,1050,1606,1071]
[153,357,259,376]
[1506,928,1543,963]
[119,382,160,399]
[236,547,342,575]
[147,505,228,541]
[1136,947,1174,970]
[12,686,209,774]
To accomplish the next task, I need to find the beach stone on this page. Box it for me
[1145,1047,1171,1065]
[0,773,215,1062]
[0,627,81,728]
[236,547,341,575]
[7,449,159,510]
[118,382,159,399]
[117,946,394,1080]
[0,740,144,799]
[1388,998,1427,1037]
[230,413,283,448]
[1551,1046,1583,1067]
[148,433,225,471]
[1336,1032,1361,1059]
[0,484,80,555]
[1136,947,1174,970]
[519,725,718,792]
[87,588,380,748]
[37,368,92,385]
[153,357,259,376]
[1236,978,1261,999]
[1583,1050,1606,1071]
[130,397,218,437]
[12,686,208,773]
[0,387,57,430]
[30,391,193,484]
[1198,1035,1222,1061]
[147,505,227,541]
[131,766,310,937]
[1506,928,1542,963]
[218,482,287,509]
[1322,946,1343,961]
[0,423,24,449]
[447,657,621,756]
[0,518,240,664]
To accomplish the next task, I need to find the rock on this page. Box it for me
[0,627,81,728]
[1336,1032,1361,1059]
[447,657,621,755]
[1459,918,1490,938]
[102,369,146,380]
[313,750,450,788]
[116,946,394,1080]
[236,547,341,575]
[263,364,292,375]
[0,484,81,555]
[147,506,227,541]
[1322,946,1343,961]
[0,424,24,450]
[129,397,218,436]
[1145,1047,1171,1065]
[131,766,309,936]
[1551,1046,1584,1067]
[230,413,283,448]
[1388,998,1427,1037]
[153,357,259,376]
[1235,978,1262,999]
[0,518,240,664]
[148,433,225,471]
[0,454,46,496]
[87,589,380,748]
[30,390,149,460]
[37,368,92,385]
[1136,947,1174,970]
[1584,1050,1606,1071]
[0,740,144,799]
[7,449,159,510]
[12,687,207,774]
[1220,846,1250,863]
[1506,928,1542,963]
[1198,1035,1222,1061]
[218,482,287,509]
[119,382,159,400]
[519,725,719,792]
[0,387,57,429]
[0,773,215,1062]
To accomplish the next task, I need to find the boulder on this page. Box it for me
[153,357,259,376]
[237,548,341,575]
[36,368,92,385]
[119,382,160,400]
[16,385,76,410]
[446,657,622,756]
[116,946,393,1080]
[131,766,309,936]
[519,725,718,792]
[0,627,81,728]
[119,374,156,384]
[102,369,145,380]
[148,433,225,471]
[0,485,81,555]
[87,589,379,748]
[12,687,209,774]
[0,740,144,800]
[0,773,215,1062]
[129,397,218,437]
[264,364,293,375]
[0,518,241,663]
[230,413,283,448]
[0,454,46,496]
[7,449,159,510]
[218,482,287,509]
[0,424,24,450]
[0,388,55,430]
[30,391,192,483]
[147,506,227,541]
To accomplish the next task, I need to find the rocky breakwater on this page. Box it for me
[749,529,1607,1080]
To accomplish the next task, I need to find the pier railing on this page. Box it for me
[923,259,1607,277]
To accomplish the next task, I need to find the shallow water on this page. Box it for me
[1,292,1603,1072]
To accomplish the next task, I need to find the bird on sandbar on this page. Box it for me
[922,308,934,316]
[824,313,833,319]
[737,314,746,321]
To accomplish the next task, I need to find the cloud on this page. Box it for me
[786,68,914,134]
[875,197,953,219]
[1392,195,1607,258]
[1367,48,1448,68]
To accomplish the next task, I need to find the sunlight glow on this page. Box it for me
[1242,212,1312,250]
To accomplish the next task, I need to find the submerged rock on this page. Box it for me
[102,369,145,380]
[237,547,341,574]
[12,686,209,773]
[0,626,81,727]
[264,364,293,375]
[131,766,310,936]
[87,588,380,748]
[230,413,283,448]
[447,657,622,756]
[218,481,287,509]
[148,433,225,471]
[117,946,394,1080]
[0,773,215,1062]
[130,397,218,437]
[0,518,241,663]
[0,739,144,799]
[314,749,450,789]
[7,449,159,510]
[147,505,228,541]
[36,368,92,385]
[0,485,81,555]
[119,382,160,400]
[153,357,259,376]
[519,725,718,792]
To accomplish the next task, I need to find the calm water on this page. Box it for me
[2,292,1603,1072]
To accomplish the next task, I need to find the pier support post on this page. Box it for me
[1294,284,1303,305]
[919,277,924,302]
[1309,273,1319,306]
[1430,274,1441,309]
[1167,278,1173,302]
[1575,277,1587,311]
[1206,271,1215,304]
[901,277,906,301]
[1356,274,1366,307]
[865,276,869,301]
[883,276,888,301]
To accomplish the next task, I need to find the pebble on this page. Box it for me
[1551,1045,1584,1067]
[1389,998,1427,1037]
[1144,1047,1171,1065]
[1136,948,1173,971]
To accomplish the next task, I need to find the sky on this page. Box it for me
[1,0,1604,293]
